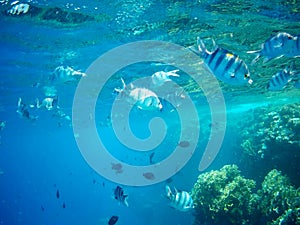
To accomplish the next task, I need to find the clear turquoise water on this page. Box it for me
[0,0,299,225]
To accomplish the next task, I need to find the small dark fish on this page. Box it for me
[149,152,155,164]
[143,172,155,180]
[178,141,190,148]
[56,189,60,199]
[62,202,66,208]
[111,163,123,173]
[102,182,105,187]
[41,205,45,211]
[92,179,96,184]
[114,186,128,207]
[108,216,119,225]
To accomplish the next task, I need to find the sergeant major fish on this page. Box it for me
[165,185,194,212]
[113,186,129,207]
[248,32,300,63]
[267,64,295,91]
[195,37,252,86]
[115,78,163,111]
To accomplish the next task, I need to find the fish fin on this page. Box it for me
[188,45,201,56]
[120,78,126,89]
[167,69,180,77]
[165,185,172,199]
[124,197,129,207]
[114,78,127,94]
[197,37,208,55]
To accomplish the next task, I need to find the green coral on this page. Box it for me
[191,165,258,225]
[258,169,300,225]
[192,165,300,225]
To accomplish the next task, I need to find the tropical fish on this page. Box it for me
[0,121,6,131]
[108,216,119,225]
[36,96,59,110]
[56,189,60,199]
[196,37,252,86]
[165,185,194,212]
[7,2,30,15]
[248,32,300,63]
[113,186,129,207]
[151,70,180,87]
[267,64,294,91]
[17,98,38,120]
[115,78,163,111]
[50,66,86,83]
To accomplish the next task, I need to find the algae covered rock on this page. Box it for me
[258,169,300,225]
[191,164,259,225]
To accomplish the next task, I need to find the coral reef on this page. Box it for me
[240,103,300,159]
[258,169,300,225]
[191,164,258,225]
[191,165,300,225]
[239,102,300,186]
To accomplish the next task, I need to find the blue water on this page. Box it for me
[0,0,299,225]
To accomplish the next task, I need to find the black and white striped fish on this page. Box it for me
[267,64,294,91]
[248,32,300,63]
[196,37,252,86]
[113,186,128,207]
[165,185,194,212]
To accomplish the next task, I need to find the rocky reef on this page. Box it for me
[191,165,300,225]
[239,102,300,186]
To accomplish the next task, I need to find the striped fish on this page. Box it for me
[165,185,194,212]
[114,186,129,207]
[248,32,300,63]
[196,37,252,86]
[267,64,294,91]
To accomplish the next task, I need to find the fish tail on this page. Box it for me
[197,37,208,55]
[165,185,172,199]
[167,69,180,77]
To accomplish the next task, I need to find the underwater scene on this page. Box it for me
[0,0,300,224]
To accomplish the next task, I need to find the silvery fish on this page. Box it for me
[248,32,300,63]
[113,186,128,207]
[165,185,194,212]
[50,66,86,83]
[36,96,59,110]
[196,37,252,86]
[267,64,294,91]
[115,78,163,111]
[151,70,180,87]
